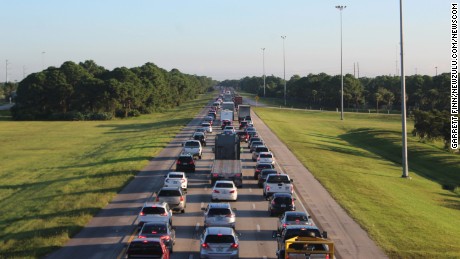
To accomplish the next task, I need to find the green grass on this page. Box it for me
[254,108,460,258]
[0,93,214,258]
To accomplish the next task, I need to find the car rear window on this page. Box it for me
[252,141,263,146]
[141,224,168,235]
[169,174,183,178]
[142,207,166,215]
[208,208,231,216]
[267,175,290,183]
[205,235,235,243]
[257,164,274,170]
[178,157,193,162]
[274,196,293,204]
[185,141,199,147]
[158,190,181,196]
[256,147,269,153]
[260,153,272,158]
[261,170,277,177]
[215,183,234,188]
[285,229,321,240]
[286,214,309,221]
[128,240,163,254]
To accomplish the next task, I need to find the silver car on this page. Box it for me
[277,211,313,233]
[202,203,236,229]
[137,202,173,230]
[200,227,239,259]
[155,187,186,213]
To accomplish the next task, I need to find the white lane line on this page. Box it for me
[256,224,261,232]
[195,222,200,231]
[263,256,267,259]
[249,188,252,192]
[188,255,193,259]
[205,186,208,191]
[201,202,204,209]
[252,203,256,210]
[294,190,316,226]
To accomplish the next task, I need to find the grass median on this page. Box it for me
[0,93,213,258]
[255,107,460,259]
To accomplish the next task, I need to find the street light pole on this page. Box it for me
[281,36,286,106]
[399,0,409,178]
[336,5,346,120]
[262,48,266,97]
[41,51,46,70]
[435,66,438,76]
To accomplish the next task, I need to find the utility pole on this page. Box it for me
[336,5,346,120]
[354,62,356,77]
[435,66,438,76]
[399,0,409,178]
[262,48,266,97]
[5,60,9,83]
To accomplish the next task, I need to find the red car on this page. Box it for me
[236,131,249,142]
[221,120,232,130]
[126,237,170,259]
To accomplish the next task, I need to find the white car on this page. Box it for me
[263,174,293,198]
[257,152,275,165]
[211,180,238,201]
[201,122,213,133]
[224,126,236,133]
[164,172,188,191]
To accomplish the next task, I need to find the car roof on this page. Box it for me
[167,172,185,176]
[205,227,235,235]
[143,221,169,227]
[285,225,319,230]
[283,211,308,217]
[159,187,181,191]
[178,153,193,158]
[208,203,231,208]
[273,193,293,198]
[259,152,272,155]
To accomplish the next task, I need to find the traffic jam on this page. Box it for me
[124,90,334,259]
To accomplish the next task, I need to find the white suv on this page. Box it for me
[182,140,202,159]
[257,151,275,165]
[263,174,293,199]
[164,172,188,191]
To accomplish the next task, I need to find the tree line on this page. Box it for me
[11,60,215,120]
[221,73,453,149]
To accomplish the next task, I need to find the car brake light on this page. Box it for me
[180,196,184,201]
[271,200,276,205]
[202,243,209,249]
[229,190,235,193]
[283,223,288,228]
[176,160,180,165]
[266,186,270,191]
[213,173,218,177]
[213,190,220,193]
[140,212,145,216]
[190,161,195,165]
[139,235,147,239]
[143,240,148,243]
[230,243,239,248]
[235,173,241,177]
[161,235,170,240]
[292,200,295,205]
[326,255,329,259]
[257,157,260,161]
[160,212,168,216]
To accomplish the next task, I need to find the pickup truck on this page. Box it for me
[182,140,202,159]
[263,174,293,198]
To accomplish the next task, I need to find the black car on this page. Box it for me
[239,121,248,129]
[258,169,278,187]
[138,221,176,253]
[268,193,296,216]
[176,153,196,172]
[193,132,206,146]
[253,163,275,180]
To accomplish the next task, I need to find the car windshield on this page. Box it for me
[158,190,181,196]
[267,175,290,183]
[286,214,309,221]
[141,224,168,235]
[215,183,234,188]
[208,208,231,216]
[168,174,183,179]
[205,235,235,243]
[128,241,163,254]
[142,207,166,215]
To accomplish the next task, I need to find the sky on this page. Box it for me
[0,0,451,82]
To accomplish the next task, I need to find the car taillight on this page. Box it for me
[266,186,270,191]
[230,243,239,248]
[229,190,235,193]
[138,235,147,239]
[161,235,170,240]
[235,173,241,177]
[257,157,260,161]
[176,160,180,165]
[201,243,210,249]
[292,200,295,205]
[160,212,168,216]
[225,213,235,218]
[155,197,160,202]
[180,196,184,201]
[283,223,288,228]
[213,190,220,193]
[256,169,261,173]
[190,161,195,165]
[140,212,145,216]
[271,200,276,205]
[290,186,293,193]
[326,255,329,259]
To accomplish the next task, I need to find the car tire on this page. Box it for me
[181,209,185,214]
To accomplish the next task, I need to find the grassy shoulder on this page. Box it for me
[0,93,213,258]
[254,108,460,259]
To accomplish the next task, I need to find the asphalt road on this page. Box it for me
[47,97,387,259]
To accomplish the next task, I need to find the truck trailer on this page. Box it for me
[237,105,251,122]
[211,133,242,187]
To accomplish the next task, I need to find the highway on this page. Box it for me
[47,98,387,259]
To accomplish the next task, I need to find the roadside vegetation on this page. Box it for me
[0,93,213,258]
[254,107,460,258]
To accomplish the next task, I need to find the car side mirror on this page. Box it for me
[308,215,312,219]
[290,179,294,182]
[322,231,328,238]
[272,231,280,238]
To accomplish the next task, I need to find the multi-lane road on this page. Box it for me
[47,99,387,259]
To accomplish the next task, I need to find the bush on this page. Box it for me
[128,110,141,117]
[88,112,113,121]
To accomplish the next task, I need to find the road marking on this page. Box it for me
[201,202,204,209]
[252,203,256,210]
[195,222,200,231]
[249,188,252,192]
[263,256,267,259]
[256,224,260,232]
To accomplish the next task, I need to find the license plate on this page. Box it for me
[281,204,286,208]
[285,187,289,190]
[173,181,178,184]
[217,248,223,252]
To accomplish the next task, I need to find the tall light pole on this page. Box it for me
[399,0,409,178]
[262,48,266,97]
[435,66,438,76]
[281,36,286,106]
[41,51,46,70]
[336,5,346,120]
